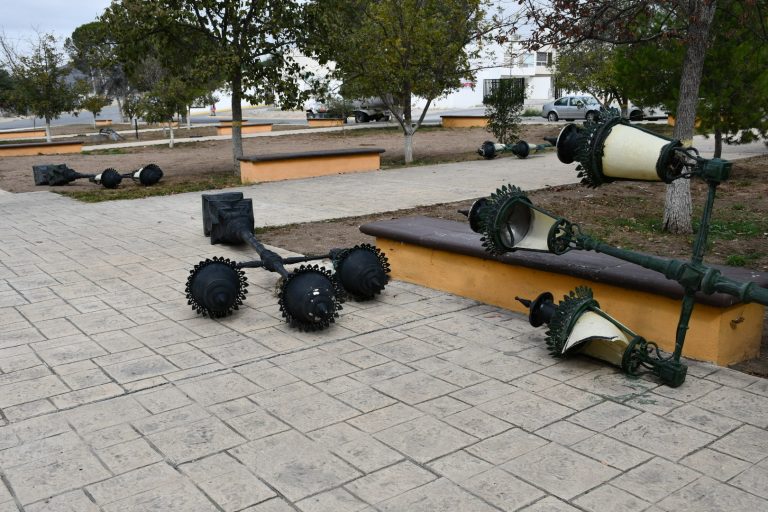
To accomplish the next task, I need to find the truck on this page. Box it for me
[305,97,391,123]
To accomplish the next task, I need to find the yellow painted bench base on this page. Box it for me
[307,118,345,127]
[0,129,46,140]
[95,119,112,126]
[240,152,382,184]
[216,124,273,136]
[0,142,83,156]
[375,237,764,366]
[441,116,488,128]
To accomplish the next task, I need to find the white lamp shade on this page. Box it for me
[601,124,670,181]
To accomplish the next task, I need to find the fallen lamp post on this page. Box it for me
[466,115,768,387]
[477,140,553,160]
[32,163,163,188]
[186,192,390,331]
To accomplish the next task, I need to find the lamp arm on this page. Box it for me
[573,234,768,307]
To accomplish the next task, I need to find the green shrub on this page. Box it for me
[483,80,525,144]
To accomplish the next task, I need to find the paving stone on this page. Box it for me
[59,368,112,390]
[504,443,620,500]
[377,478,498,512]
[679,448,751,482]
[729,464,768,499]
[572,433,654,471]
[344,460,435,504]
[102,480,219,512]
[569,400,643,432]
[349,361,414,385]
[461,467,545,510]
[710,425,768,463]
[68,311,136,336]
[536,420,595,445]
[226,408,290,440]
[443,407,511,438]
[24,489,100,512]
[280,354,359,384]
[337,386,397,412]
[125,320,199,348]
[296,488,368,512]
[316,375,366,395]
[417,396,472,417]
[102,355,177,384]
[574,483,652,512]
[465,428,548,465]
[308,423,366,448]
[478,389,575,431]
[605,412,717,461]
[147,416,245,464]
[3,399,57,422]
[166,348,217,369]
[624,392,684,416]
[4,444,110,504]
[178,372,261,406]
[449,379,517,406]
[83,423,140,449]
[370,337,445,363]
[0,374,68,409]
[96,437,163,474]
[242,498,295,512]
[180,453,276,511]
[664,403,743,436]
[135,386,192,414]
[428,450,493,482]
[203,339,273,365]
[372,371,459,405]
[567,368,657,399]
[612,457,700,503]
[347,403,423,433]
[460,352,544,382]
[262,391,358,432]
[692,386,768,428]
[520,496,581,511]
[657,476,768,512]
[374,415,476,463]
[339,348,391,369]
[231,430,361,501]
[52,382,125,409]
[333,435,404,473]
[410,357,487,387]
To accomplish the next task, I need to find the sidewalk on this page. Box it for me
[0,154,766,511]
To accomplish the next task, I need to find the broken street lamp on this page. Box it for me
[516,288,684,386]
[33,163,163,189]
[466,114,766,386]
[186,192,390,331]
[477,140,553,160]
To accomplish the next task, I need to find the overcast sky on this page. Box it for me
[0,0,112,46]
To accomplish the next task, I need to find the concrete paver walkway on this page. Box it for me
[0,150,766,511]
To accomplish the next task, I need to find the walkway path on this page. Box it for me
[0,151,766,511]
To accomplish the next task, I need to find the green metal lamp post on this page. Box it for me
[467,115,768,387]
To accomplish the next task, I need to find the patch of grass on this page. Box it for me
[726,253,764,267]
[82,148,127,155]
[700,219,764,240]
[522,108,541,117]
[605,214,662,234]
[54,174,241,203]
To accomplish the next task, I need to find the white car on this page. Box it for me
[627,103,669,121]
[541,96,602,122]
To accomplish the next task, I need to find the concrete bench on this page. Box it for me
[307,118,345,127]
[0,128,46,141]
[0,140,83,157]
[215,123,273,136]
[238,147,385,184]
[361,216,768,366]
[440,115,488,128]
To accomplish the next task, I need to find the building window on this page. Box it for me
[518,54,534,68]
[536,52,552,67]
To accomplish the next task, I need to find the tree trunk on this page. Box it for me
[93,114,97,129]
[168,121,175,148]
[404,129,414,164]
[44,118,52,143]
[663,0,717,234]
[714,127,722,158]
[115,97,124,123]
[231,71,244,174]
[186,106,192,129]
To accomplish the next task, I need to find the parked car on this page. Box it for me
[627,103,669,121]
[541,95,602,122]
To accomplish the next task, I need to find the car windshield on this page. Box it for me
[579,97,598,105]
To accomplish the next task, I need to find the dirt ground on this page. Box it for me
[0,124,560,193]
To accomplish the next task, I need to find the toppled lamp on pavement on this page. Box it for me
[516,288,665,383]
[186,192,390,331]
[32,163,163,189]
[464,114,767,387]
[477,140,553,160]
